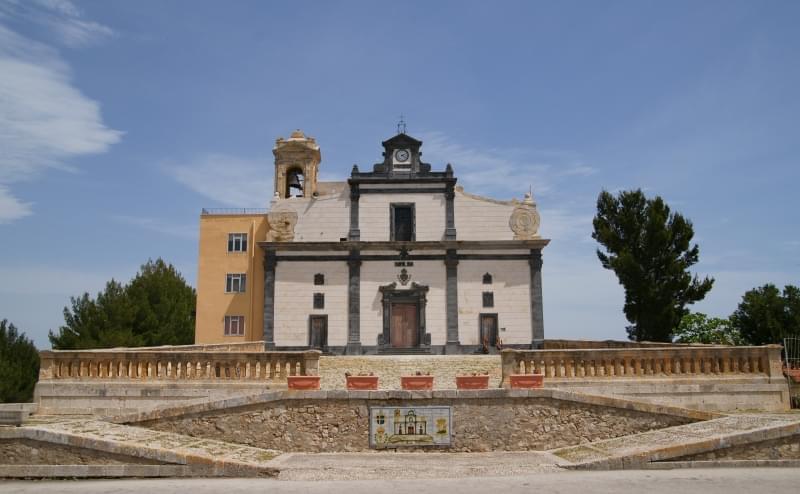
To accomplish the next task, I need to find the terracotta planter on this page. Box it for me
[346,375,379,390]
[785,368,800,383]
[401,375,434,390]
[456,375,490,390]
[287,375,320,390]
[509,373,544,389]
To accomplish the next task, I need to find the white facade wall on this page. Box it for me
[360,260,447,346]
[454,191,516,241]
[281,190,350,241]
[457,260,531,345]
[274,261,348,346]
[359,193,447,241]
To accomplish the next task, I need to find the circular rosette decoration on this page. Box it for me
[509,206,541,239]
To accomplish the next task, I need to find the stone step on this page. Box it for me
[5,419,280,477]
[550,413,800,470]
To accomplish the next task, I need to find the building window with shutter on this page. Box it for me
[225,273,247,293]
[227,233,248,252]
[313,293,325,309]
[224,315,245,336]
[482,292,494,308]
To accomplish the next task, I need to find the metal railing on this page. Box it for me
[201,208,268,215]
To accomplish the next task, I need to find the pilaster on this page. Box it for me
[529,249,544,348]
[263,250,277,349]
[348,176,360,241]
[445,179,457,240]
[445,249,460,353]
[346,250,362,354]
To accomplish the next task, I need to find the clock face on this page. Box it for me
[394,149,411,163]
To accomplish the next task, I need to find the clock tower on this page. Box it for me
[371,133,431,176]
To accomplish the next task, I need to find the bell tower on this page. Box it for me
[273,130,321,199]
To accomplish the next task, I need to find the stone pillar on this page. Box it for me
[445,249,460,353]
[263,250,277,349]
[346,251,362,354]
[529,249,544,348]
[444,175,457,240]
[348,181,360,241]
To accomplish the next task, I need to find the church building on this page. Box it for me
[194,129,549,354]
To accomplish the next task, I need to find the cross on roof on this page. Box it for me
[397,114,407,134]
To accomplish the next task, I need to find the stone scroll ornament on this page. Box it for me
[509,192,541,240]
[266,203,298,242]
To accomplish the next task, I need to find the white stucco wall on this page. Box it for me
[274,261,348,346]
[453,190,517,241]
[359,193,447,241]
[457,260,531,345]
[360,260,447,346]
[276,188,350,242]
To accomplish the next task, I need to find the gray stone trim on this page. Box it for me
[445,182,457,240]
[445,249,460,353]
[529,249,544,347]
[274,253,532,262]
[346,250,362,354]
[348,183,360,241]
[359,187,448,194]
[378,282,431,350]
[259,239,550,252]
[262,250,276,348]
[264,344,523,355]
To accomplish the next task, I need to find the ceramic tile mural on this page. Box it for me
[369,406,452,448]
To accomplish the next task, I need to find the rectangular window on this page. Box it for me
[313,292,325,309]
[224,315,245,336]
[390,203,415,241]
[482,292,494,308]
[227,233,248,252]
[226,273,247,293]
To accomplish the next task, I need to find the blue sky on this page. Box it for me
[1,0,798,348]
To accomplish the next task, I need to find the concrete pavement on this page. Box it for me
[2,468,800,493]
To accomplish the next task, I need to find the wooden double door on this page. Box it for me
[390,303,419,348]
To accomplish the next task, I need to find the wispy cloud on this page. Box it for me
[164,154,272,207]
[111,214,198,240]
[419,131,552,199]
[0,0,114,47]
[0,11,121,223]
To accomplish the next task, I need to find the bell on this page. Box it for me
[287,173,303,190]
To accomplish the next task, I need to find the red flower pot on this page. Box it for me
[509,373,544,389]
[785,368,800,383]
[456,375,490,389]
[287,375,320,390]
[401,375,434,390]
[346,375,379,390]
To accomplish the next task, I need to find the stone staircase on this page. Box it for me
[550,413,800,469]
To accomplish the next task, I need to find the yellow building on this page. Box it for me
[195,129,549,354]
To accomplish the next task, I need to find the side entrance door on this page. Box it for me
[309,315,328,349]
[391,303,419,348]
[479,313,498,348]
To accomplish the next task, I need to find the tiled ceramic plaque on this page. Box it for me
[369,406,452,448]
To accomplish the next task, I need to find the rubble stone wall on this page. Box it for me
[673,434,800,461]
[144,397,691,453]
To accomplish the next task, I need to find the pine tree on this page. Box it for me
[48,259,196,349]
[592,189,714,341]
[0,320,39,403]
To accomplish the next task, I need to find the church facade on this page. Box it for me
[194,130,549,354]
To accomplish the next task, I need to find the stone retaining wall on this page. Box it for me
[319,355,501,390]
[672,434,800,461]
[143,395,692,453]
[0,439,162,465]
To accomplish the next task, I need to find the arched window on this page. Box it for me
[285,167,305,197]
[482,273,493,285]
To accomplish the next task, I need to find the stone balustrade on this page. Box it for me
[501,345,784,387]
[38,350,321,382]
